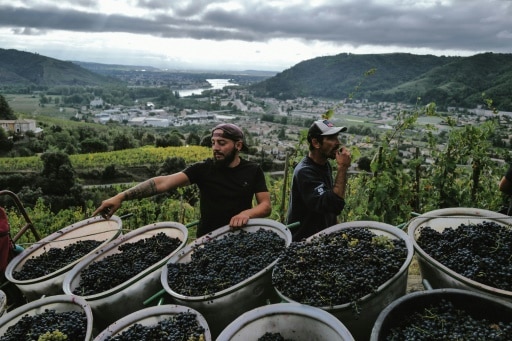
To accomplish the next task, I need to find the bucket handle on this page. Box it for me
[143,289,167,306]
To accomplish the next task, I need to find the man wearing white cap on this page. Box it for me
[286,119,351,241]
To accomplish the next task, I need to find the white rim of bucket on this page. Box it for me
[93,304,211,340]
[5,215,123,285]
[273,220,415,310]
[162,218,292,301]
[0,290,6,316]
[63,221,188,300]
[0,294,94,340]
[406,207,512,299]
[216,302,355,341]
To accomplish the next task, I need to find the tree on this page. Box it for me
[157,157,186,175]
[156,134,183,147]
[0,127,13,154]
[357,156,372,172]
[185,132,201,146]
[36,151,84,212]
[0,94,16,120]
[80,138,109,153]
[113,134,136,151]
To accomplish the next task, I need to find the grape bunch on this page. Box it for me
[383,298,512,340]
[73,232,182,295]
[0,309,87,341]
[272,227,408,314]
[105,312,205,341]
[416,221,512,291]
[258,332,294,341]
[13,240,104,280]
[167,229,285,296]
[37,330,68,341]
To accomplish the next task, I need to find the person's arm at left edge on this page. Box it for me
[229,191,272,227]
[499,176,512,195]
[499,165,512,195]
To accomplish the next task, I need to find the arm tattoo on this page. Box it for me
[124,179,158,200]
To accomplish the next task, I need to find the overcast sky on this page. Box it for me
[1,0,511,71]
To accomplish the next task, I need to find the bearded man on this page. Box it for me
[286,119,351,241]
[93,123,271,237]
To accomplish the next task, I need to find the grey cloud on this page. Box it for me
[0,0,511,53]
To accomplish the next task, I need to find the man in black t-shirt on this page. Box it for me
[93,123,271,237]
[286,119,351,241]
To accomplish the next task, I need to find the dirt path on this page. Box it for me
[406,256,425,293]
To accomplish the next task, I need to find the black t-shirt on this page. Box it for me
[286,156,345,241]
[183,158,268,237]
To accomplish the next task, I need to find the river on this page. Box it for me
[178,79,239,97]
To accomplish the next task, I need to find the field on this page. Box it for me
[4,94,75,118]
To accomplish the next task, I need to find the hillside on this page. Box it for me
[0,49,121,87]
[2,48,512,111]
[250,52,512,111]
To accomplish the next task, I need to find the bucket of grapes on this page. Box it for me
[406,207,512,303]
[216,302,355,341]
[0,294,94,341]
[272,220,414,341]
[5,215,123,302]
[370,288,512,340]
[62,221,188,332]
[161,218,292,339]
[93,304,210,341]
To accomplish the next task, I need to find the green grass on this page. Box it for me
[5,94,76,118]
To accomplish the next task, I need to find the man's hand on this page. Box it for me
[229,212,251,228]
[92,195,123,219]
[336,147,351,169]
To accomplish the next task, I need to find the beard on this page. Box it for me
[213,147,237,169]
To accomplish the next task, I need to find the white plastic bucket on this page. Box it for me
[93,304,211,341]
[5,215,122,301]
[161,218,292,339]
[0,294,94,340]
[217,303,355,341]
[370,288,512,340]
[63,221,188,331]
[407,207,512,303]
[274,221,414,341]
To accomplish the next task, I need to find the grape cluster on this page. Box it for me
[37,330,68,341]
[383,298,512,340]
[272,227,408,314]
[105,312,205,341]
[0,309,87,341]
[73,232,182,296]
[13,240,104,280]
[258,332,293,341]
[167,229,285,296]
[416,221,512,291]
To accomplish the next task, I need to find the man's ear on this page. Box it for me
[311,137,321,149]
[235,140,243,151]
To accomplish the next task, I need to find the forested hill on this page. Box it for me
[0,48,121,87]
[249,52,512,111]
